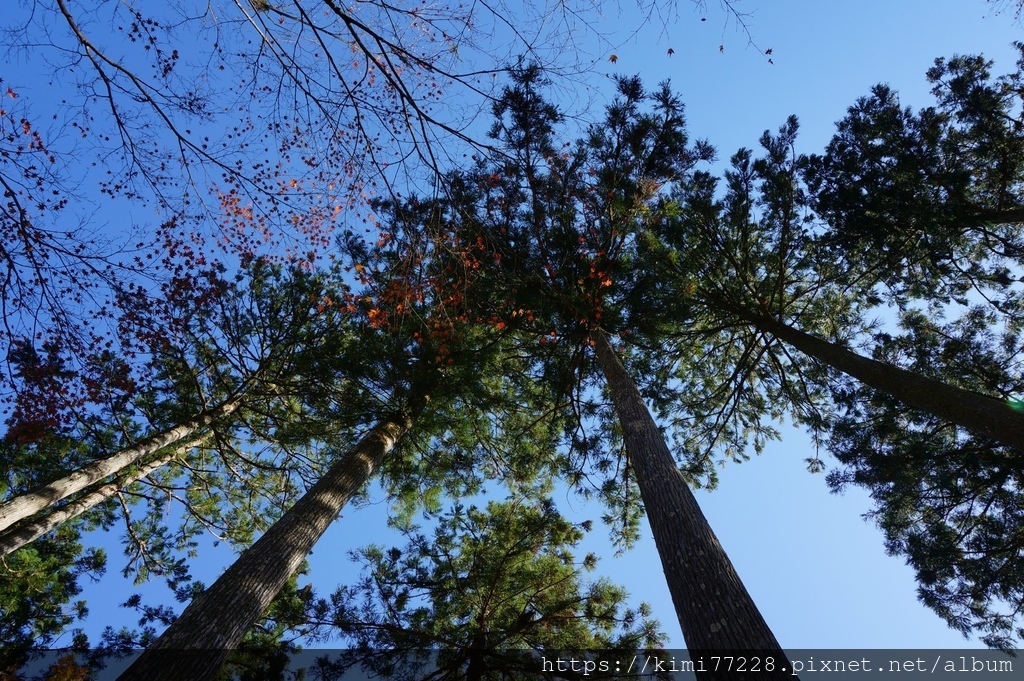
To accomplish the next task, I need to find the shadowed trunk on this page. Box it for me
[590,328,794,679]
[115,412,413,681]
[727,305,1024,453]
[0,396,244,534]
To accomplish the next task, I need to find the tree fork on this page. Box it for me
[0,438,199,557]
[590,328,794,679]
[115,411,413,681]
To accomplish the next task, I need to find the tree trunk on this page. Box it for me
[0,438,199,557]
[728,305,1024,453]
[590,328,793,680]
[116,412,413,681]
[0,396,243,534]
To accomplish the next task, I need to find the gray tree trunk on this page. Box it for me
[0,396,243,534]
[0,438,200,557]
[730,306,1024,452]
[116,413,412,681]
[590,328,794,679]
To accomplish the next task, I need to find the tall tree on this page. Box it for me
[0,436,202,557]
[0,261,373,664]
[825,307,1024,650]
[789,46,1024,648]
[634,48,1024,647]
[115,193,560,680]
[433,69,796,673]
[117,413,418,681]
[634,108,1024,467]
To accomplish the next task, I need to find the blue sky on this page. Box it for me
[43,0,1024,656]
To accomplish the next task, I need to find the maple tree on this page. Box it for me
[0,0,757,365]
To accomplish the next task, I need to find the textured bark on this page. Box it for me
[0,439,198,557]
[0,396,243,534]
[591,328,793,679]
[729,306,1024,453]
[116,414,412,681]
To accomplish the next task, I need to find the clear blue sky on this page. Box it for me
[64,0,1022,654]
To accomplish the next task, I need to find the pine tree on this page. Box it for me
[433,68,797,674]
[115,194,559,680]
[323,495,662,680]
[0,262,366,659]
[825,308,1024,650]
[794,46,1024,648]
[634,47,1024,647]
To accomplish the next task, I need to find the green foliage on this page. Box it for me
[322,496,662,680]
[427,68,724,547]
[15,43,1024,660]
[0,528,102,672]
[630,116,850,486]
[110,263,364,583]
[802,43,1024,304]
[826,307,1024,649]
[793,45,1024,647]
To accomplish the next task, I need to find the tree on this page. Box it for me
[321,496,662,680]
[116,413,417,681]
[0,405,238,538]
[0,0,756,382]
[427,69,797,673]
[825,307,1024,650]
[788,45,1024,648]
[115,188,563,680]
[0,261,377,664]
[630,108,1024,464]
[631,47,1024,648]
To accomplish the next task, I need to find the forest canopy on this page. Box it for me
[2,2,1024,679]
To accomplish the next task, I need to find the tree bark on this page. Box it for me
[0,396,243,534]
[727,305,1024,453]
[0,438,199,557]
[590,328,793,679]
[116,412,413,681]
